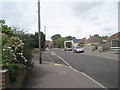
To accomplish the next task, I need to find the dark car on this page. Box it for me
[73,46,84,53]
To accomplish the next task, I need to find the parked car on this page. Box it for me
[73,46,84,53]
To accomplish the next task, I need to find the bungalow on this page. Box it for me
[78,38,86,47]
[106,32,120,47]
[104,32,120,53]
[85,35,100,46]
[84,35,100,51]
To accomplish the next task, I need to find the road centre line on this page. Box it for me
[52,51,107,89]
[51,52,54,55]
[51,52,56,55]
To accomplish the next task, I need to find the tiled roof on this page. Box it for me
[106,32,120,41]
[85,36,100,44]
[78,38,86,43]
[73,39,81,43]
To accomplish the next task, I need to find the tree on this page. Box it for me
[32,32,45,49]
[51,34,61,41]
[94,34,108,43]
[66,36,76,40]
[94,34,100,38]
[55,37,68,48]
[1,20,13,35]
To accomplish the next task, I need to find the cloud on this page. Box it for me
[94,22,102,25]
[1,0,118,40]
[1,2,38,33]
[102,27,117,31]
[70,2,103,17]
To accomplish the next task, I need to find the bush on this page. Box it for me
[4,63,26,82]
[1,20,34,82]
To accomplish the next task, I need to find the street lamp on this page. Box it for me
[38,0,42,64]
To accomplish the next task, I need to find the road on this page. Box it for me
[42,48,118,89]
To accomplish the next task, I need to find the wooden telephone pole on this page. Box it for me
[38,0,42,64]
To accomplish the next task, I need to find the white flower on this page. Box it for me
[21,43,24,46]
[12,44,15,47]
[18,44,21,47]
[25,59,27,62]
[14,42,17,45]
[7,47,11,49]
[19,53,23,55]
[14,58,16,60]
[19,40,22,43]
[10,50,14,52]
[21,56,24,58]
[13,53,16,57]
[15,47,18,51]
[2,49,5,51]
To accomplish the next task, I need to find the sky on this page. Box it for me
[0,0,119,40]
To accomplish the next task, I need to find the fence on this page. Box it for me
[110,47,120,53]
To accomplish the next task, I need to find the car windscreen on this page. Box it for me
[75,47,81,49]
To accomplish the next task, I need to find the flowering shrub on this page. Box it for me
[1,20,38,82]
[2,36,29,82]
[2,36,28,64]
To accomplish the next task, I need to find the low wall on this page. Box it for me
[0,64,27,89]
[101,42,110,51]
[8,70,27,89]
[0,70,9,90]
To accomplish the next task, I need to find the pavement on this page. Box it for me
[22,52,106,88]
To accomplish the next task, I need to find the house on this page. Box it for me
[77,38,86,47]
[84,35,100,51]
[105,32,120,47]
[78,38,86,44]
[103,32,120,53]
[72,39,81,46]
[85,35,100,45]
[45,40,53,48]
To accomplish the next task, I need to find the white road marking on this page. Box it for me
[51,52,55,55]
[56,54,71,66]
[52,51,107,89]
[52,52,56,55]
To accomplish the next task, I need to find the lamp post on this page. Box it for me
[38,0,42,64]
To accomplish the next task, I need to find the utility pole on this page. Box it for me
[38,0,42,64]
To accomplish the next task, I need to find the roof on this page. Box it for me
[46,40,53,44]
[85,36,100,44]
[78,38,86,43]
[73,39,81,43]
[106,32,120,41]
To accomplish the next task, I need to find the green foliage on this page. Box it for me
[2,34,9,46]
[55,37,68,48]
[4,63,26,82]
[1,20,13,35]
[94,34,108,43]
[1,20,35,82]
[51,34,61,41]
[66,36,76,40]
[30,32,45,49]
